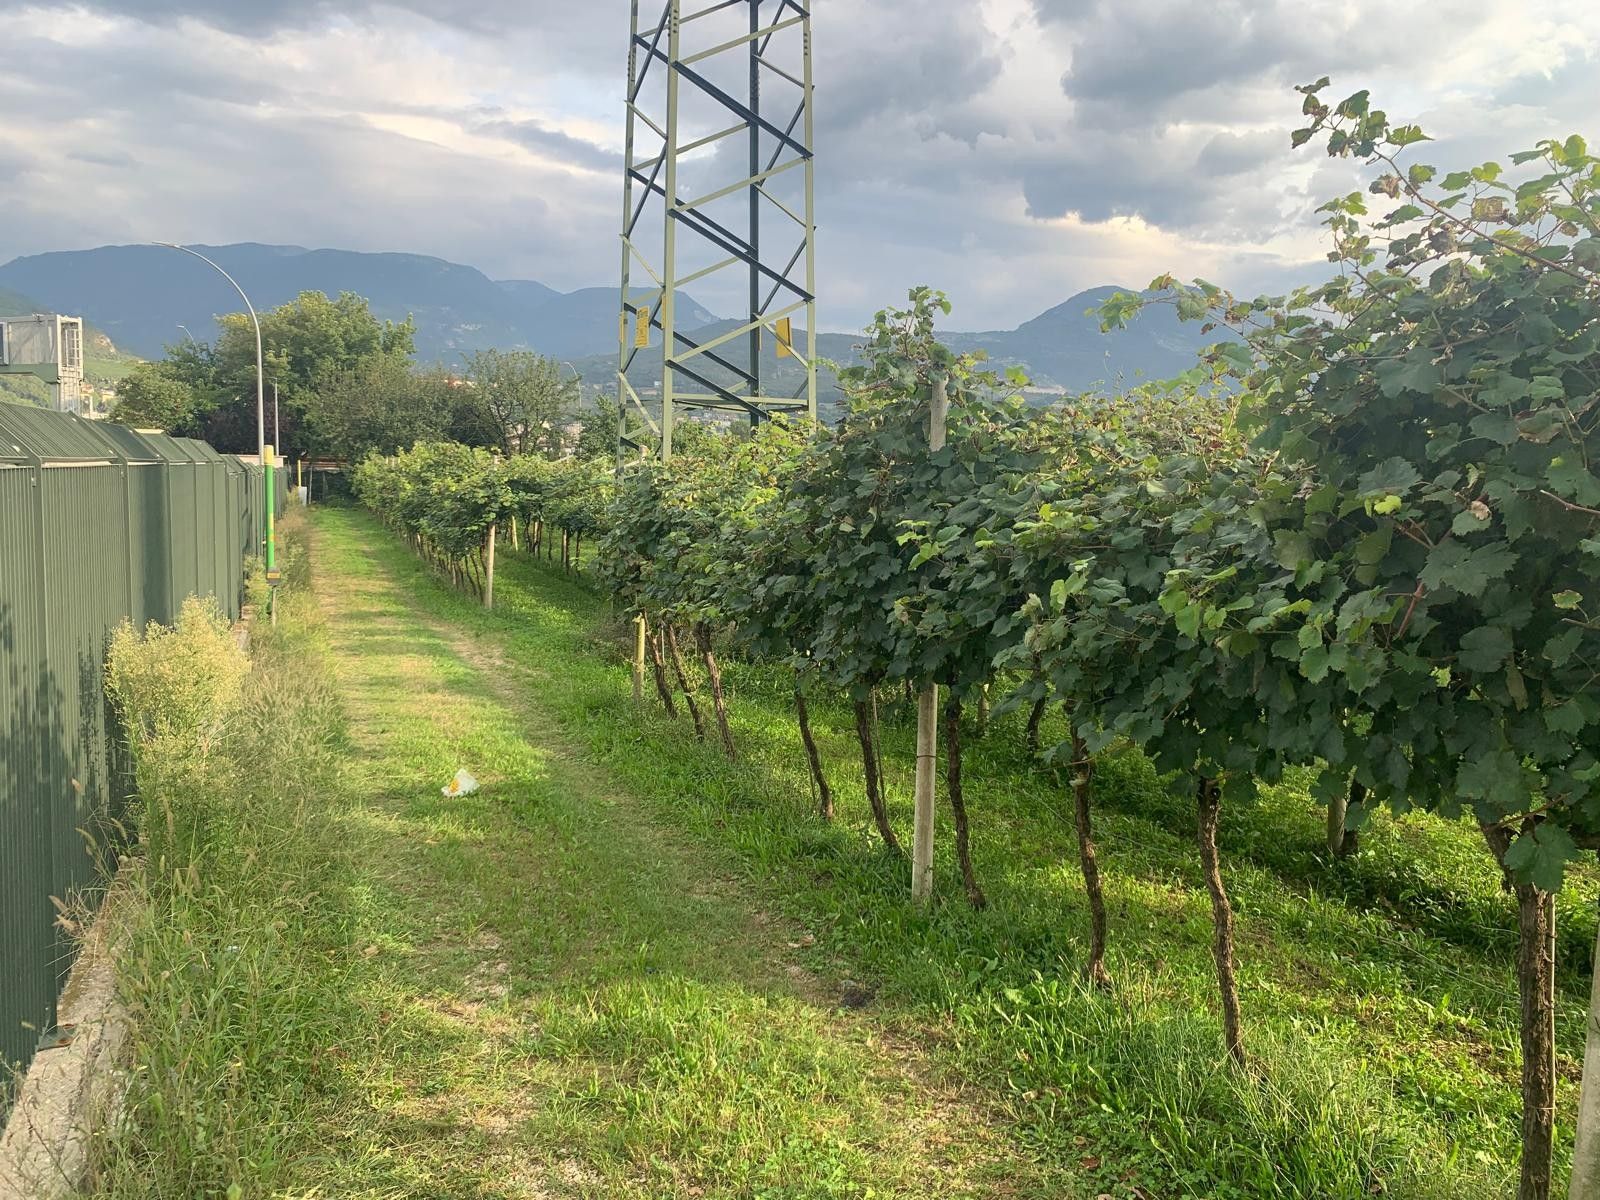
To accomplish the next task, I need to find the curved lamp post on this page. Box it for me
[152,242,275,621]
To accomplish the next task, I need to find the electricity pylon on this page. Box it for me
[616,0,817,463]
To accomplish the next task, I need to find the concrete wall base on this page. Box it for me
[0,874,132,1200]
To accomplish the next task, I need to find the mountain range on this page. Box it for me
[0,243,1222,393]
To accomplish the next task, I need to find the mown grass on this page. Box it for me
[93,506,1069,1198]
[313,504,1593,1200]
[90,501,1588,1199]
[307,505,1062,1198]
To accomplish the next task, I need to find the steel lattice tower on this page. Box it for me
[616,0,816,462]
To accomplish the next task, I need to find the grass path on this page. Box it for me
[309,508,1062,1197]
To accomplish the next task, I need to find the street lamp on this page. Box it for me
[562,360,588,402]
[152,241,276,620]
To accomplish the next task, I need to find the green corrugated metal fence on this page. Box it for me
[0,406,268,1104]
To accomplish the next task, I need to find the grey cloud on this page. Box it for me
[1197,128,1287,175]
[1,26,289,109]
[56,0,611,40]
[815,1,1003,133]
[1489,54,1600,124]
[1012,113,1325,249]
[0,21,616,289]
[1053,0,1303,110]
[66,148,137,168]
[1034,0,1470,134]
[473,116,621,173]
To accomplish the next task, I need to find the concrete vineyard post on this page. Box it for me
[911,374,949,904]
[1570,923,1600,1199]
[912,686,937,901]
[484,521,497,610]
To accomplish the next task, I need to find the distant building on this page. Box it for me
[0,314,85,413]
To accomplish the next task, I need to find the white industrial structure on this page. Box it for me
[0,314,85,413]
[616,0,817,462]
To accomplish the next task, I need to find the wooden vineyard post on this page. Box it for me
[633,615,646,702]
[484,521,497,610]
[911,374,949,904]
[1571,916,1600,1200]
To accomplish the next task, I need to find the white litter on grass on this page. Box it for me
[442,769,480,798]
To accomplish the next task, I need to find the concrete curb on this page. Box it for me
[0,871,133,1200]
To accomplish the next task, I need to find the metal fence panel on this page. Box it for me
[0,408,259,1106]
[39,464,132,998]
[129,465,174,626]
[0,465,53,1091]
[169,464,200,605]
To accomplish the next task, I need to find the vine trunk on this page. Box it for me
[694,624,737,760]
[1196,777,1245,1066]
[664,625,706,740]
[943,696,986,908]
[1072,733,1111,990]
[1485,822,1557,1200]
[795,683,833,820]
[853,699,901,854]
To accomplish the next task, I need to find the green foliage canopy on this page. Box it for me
[1104,86,1600,887]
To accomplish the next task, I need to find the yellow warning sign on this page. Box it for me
[635,309,652,348]
[775,317,794,359]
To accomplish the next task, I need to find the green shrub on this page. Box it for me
[93,532,358,1199]
[107,597,249,871]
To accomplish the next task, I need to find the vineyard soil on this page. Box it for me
[296,506,1599,1199]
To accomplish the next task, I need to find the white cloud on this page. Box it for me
[1,0,1598,330]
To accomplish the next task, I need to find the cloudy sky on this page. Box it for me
[1,0,1597,331]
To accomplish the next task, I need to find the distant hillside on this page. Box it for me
[575,287,1224,417]
[0,285,41,316]
[0,244,533,361]
[0,245,1226,403]
[0,244,722,363]
[499,282,721,362]
[943,285,1226,389]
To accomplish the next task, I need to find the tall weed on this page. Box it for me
[93,522,360,1198]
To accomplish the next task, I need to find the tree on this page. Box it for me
[302,359,457,462]
[462,350,578,458]
[109,363,200,432]
[213,290,415,400]
[180,291,416,456]
[573,402,619,461]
